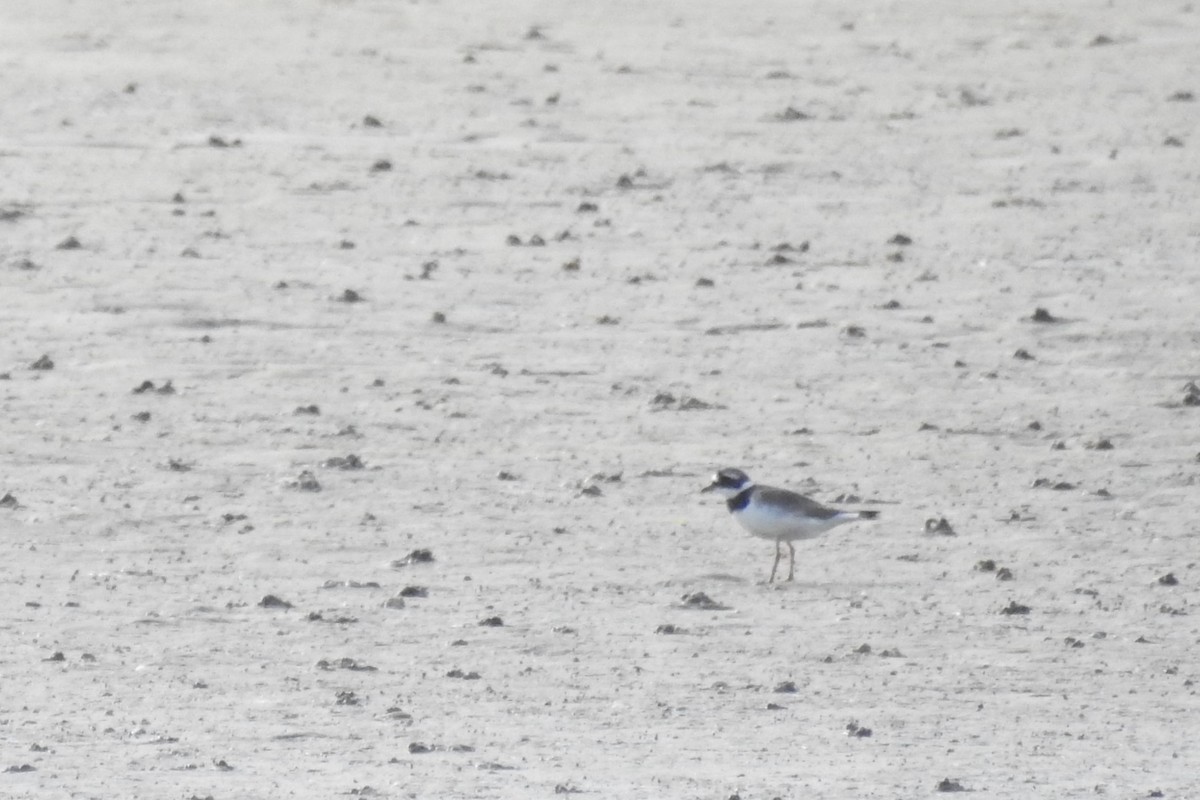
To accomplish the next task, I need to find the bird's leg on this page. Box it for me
[785,541,796,582]
[769,539,782,583]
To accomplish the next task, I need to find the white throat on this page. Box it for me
[710,481,755,499]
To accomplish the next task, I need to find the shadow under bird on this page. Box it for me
[701,467,880,583]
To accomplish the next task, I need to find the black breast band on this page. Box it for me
[727,487,753,512]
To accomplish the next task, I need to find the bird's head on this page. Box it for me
[701,467,752,498]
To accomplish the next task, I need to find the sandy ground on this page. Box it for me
[3,0,1200,797]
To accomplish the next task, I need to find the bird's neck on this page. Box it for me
[727,485,755,512]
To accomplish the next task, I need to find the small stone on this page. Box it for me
[258,595,293,609]
[1032,477,1075,490]
[1181,382,1200,406]
[680,591,726,610]
[845,721,873,738]
[776,106,811,121]
[29,354,54,371]
[391,548,434,567]
[317,657,377,672]
[1030,307,1059,323]
[1158,573,1179,586]
[924,518,956,536]
[322,454,365,470]
[290,470,321,492]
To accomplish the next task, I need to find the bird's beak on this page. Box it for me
[700,482,716,494]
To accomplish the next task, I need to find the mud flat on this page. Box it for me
[2,1,1198,797]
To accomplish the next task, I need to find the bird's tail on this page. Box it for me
[857,510,880,520]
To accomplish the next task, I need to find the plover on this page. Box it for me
[701,467,879,583]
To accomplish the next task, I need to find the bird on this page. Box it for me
[701,467,879,583]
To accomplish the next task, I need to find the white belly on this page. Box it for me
[733,501,856,541]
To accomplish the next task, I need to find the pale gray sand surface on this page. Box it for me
[2,1,1198,797]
